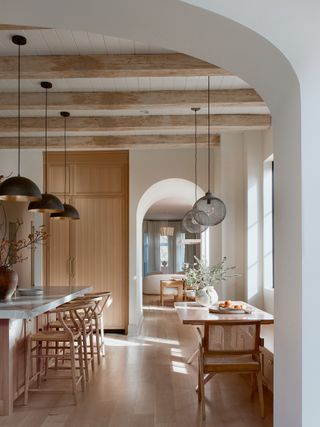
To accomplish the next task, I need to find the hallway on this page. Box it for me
[3,309,273,427]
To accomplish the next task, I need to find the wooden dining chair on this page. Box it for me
[197,321,264,420]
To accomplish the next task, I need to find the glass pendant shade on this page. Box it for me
[182,209,208,234]
[192,77,226,226]
[28,193,64,213]
[160,226,174,236]
[0,35,42,202]
[28,81,64,213]
[50,203,80,220]
[182,107,208,235]
[0,176,42,202]
[192,191,226,226]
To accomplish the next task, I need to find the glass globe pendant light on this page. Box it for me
[28,82,64,213]
[192,76,226,226]
[0,35,42,202]
[50,112,80,220]
[182,107,208,234]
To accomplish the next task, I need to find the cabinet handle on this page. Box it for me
[67,257,71,275]
[71,257,76,278]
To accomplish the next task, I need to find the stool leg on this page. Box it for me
[36,341,42,388]
[69,340,78,405]
[94,314,101,365]
[77,337,86,392]
[82,329,89,381]
[44,340,49,380]
[24,335,32,405]
[89,327,95,371]
[55,328,59,369]
[100,314,105,357]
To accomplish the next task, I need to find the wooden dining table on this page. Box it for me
[174,301,274,325]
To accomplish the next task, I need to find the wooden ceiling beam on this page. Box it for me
[0,24,47,30]
[0,89,264,110]
[0,134,220,149]
[0,114,271,132]
[0,53,230,79]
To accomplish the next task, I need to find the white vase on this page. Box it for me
[206,287,219,305]
[195,287,218,306]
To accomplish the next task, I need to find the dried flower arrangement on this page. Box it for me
[0,203,48,270]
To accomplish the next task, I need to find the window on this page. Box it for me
[263,157,274,290]
[160,235,169,270]
[143,232,149,276]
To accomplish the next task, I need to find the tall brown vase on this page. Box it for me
[0,267,18,301]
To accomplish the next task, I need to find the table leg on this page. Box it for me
[187,348,199,365]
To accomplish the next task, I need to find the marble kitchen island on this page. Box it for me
[0,286,91,416]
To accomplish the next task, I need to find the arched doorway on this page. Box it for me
[1,2,302,425]
[134,178,208,316]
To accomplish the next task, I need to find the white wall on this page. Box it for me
[217,133,245,301]
[0,150,43,286]
[263,129,274,314]
[129,143,248,333]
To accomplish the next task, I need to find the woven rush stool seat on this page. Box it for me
[31,330,81,341]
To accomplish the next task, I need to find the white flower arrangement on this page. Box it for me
[184,256,236,294]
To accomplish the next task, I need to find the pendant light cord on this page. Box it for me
[207,76,210,192]
[44,87,48,193]
[194,108,198,202]
[64,116,67,203]
[17,43,21,176]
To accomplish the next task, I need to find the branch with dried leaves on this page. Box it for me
[0,206,48,269]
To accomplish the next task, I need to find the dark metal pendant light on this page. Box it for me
[192,77,226,226]
[50,112,80,220]
[183,107,208,234]
[0,35,42,202]
[28,82,64,213]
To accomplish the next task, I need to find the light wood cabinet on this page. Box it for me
[45,151,129,332]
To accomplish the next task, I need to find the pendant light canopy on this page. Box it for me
[50,112,80,220]
[28,82,64,213]
[182,107,208,234]
[192,77,226,226]
[0,35,42,202]
[160,226,175,237]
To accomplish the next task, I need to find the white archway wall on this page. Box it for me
[129,139,256,331]
[1,2,303,426]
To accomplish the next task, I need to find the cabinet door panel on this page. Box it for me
[74,164,123,195]
[46,219,70,286]
[70,197,128,330]
[48,165,71,194]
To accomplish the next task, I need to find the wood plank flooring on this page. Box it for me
[0,307,273,426]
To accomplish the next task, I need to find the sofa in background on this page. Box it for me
[143,273,186,295]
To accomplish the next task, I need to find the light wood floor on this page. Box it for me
[1,308,273,427]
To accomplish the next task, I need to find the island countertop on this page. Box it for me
[0,286,92,319]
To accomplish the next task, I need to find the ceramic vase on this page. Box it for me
[0,267,18,301]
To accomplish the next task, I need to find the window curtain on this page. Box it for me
[143,220,200,275]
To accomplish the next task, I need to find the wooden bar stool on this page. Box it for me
[48,297,100,381]
[24,302,91,405]
[77,291,112,364]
